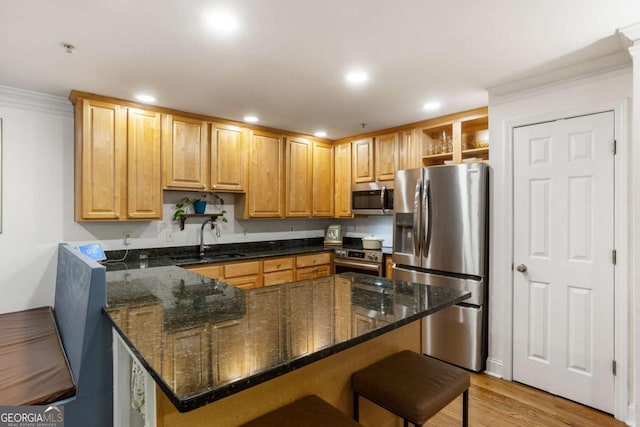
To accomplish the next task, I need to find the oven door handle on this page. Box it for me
[334,259,382,272]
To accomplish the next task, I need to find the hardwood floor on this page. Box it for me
[426,373,624,426]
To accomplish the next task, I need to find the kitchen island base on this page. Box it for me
[155,321,421,427]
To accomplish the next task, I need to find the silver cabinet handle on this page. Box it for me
[516,264,528,273]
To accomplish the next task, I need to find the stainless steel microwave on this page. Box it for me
[351,182,394,215]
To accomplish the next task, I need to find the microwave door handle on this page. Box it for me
[423,179,430,258]
[413,179,422,256]
[380,186,387,215]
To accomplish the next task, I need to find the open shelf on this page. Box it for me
[178,213,223,230]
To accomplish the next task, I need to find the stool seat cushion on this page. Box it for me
[352,350,470,425]
[241,395,362,427]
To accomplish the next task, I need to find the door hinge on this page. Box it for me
[612,249,617,265]
[612,139,617,155]
[612,360,617,376]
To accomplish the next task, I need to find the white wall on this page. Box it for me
[0,85,395,314]
[487,66,634,420]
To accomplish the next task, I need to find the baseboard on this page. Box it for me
[626,403,635,426]
[485,357,503,378]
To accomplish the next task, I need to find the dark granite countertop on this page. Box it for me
[104,268,469,413]
[102,238,335,271]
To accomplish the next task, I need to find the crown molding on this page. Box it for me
[488,51,631,103]
[619,23,640,43]
[0,85,72,115]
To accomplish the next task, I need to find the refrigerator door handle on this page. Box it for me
[413,179,422,257]
[423,179,431,258]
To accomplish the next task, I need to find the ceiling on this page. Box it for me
[1,0,639,138]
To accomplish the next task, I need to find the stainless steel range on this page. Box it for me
[333,248,384,276]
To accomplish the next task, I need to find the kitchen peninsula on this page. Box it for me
[105,265,468,426]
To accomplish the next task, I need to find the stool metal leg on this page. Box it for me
[462,389,469,427]
[353,392,360,421]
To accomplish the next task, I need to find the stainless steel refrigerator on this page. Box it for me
[392,163,488,371]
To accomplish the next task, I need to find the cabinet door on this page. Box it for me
[163,115,208,190]
[248,130,284,217]
[312,141,334,217]
[162,325,209,396]
[126,303,163,369]
[398,129,420,170]
[224,261,262,289]
[76,98,126,220]
[286,281,313,358]
[285,137,312,217]
[211,124,246,192]
[311,278,334,350]
[374,133,398,181]
[185,264,222,279]
[210,318,250,385]
[352,138,374,183]
[249,286,284,372]
[127,108,163,219]
[334,143,352,218]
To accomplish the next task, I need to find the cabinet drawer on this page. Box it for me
[264,270,294,287]
[185,265,222,279]
[296,253,331,268]
[263,257,293,273]
[223,261,260,278]
[224,275,262,289]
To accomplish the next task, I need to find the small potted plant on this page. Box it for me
[172,193,228,223]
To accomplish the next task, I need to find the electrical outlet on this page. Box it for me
[165,229,174,242]
[289,226,294,232]
[123,231,132,246]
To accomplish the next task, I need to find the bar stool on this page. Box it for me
[240,395,363,427]
[351,350,470,427]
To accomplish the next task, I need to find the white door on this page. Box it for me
[512,111,615,413]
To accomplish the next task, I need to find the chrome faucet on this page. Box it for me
[199,220,216,257]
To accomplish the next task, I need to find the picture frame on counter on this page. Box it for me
[324,224,342,246]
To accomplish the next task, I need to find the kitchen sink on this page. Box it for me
[170,253,247,264]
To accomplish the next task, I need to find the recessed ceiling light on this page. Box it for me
[244,115,259,123]
[345,71,368,85]
[204,9,239,34]
[422,101,441,111]
[135,94,156,103]
[314,131,327,138]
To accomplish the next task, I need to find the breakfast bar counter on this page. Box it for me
[105,268,468,426]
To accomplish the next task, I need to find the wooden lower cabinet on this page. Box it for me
[223,261,262,289]
[210,318,250,385]
[385,255,394,279]
[263,257,294,287]
[184,264,222,279]
[119,303,163,369]
[295,252,332,280]
[296,264,331,281]
[286,281,313,358]
[248,286,285,372]
[162,325,210,396]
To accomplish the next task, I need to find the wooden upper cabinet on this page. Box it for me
[374,133,398,181]
[285,137,313,217]
[127,108,163,219]
[76,98,125,220]
[334,142,352,218]
[162,115,208,190]
[74,98,161,221]
[211,124,246,192]
[312,141,334,217]
[398,129,420,170]
[247,130,284,218]
[352,137,374,183]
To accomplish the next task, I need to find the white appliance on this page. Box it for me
[392,163,489,371]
